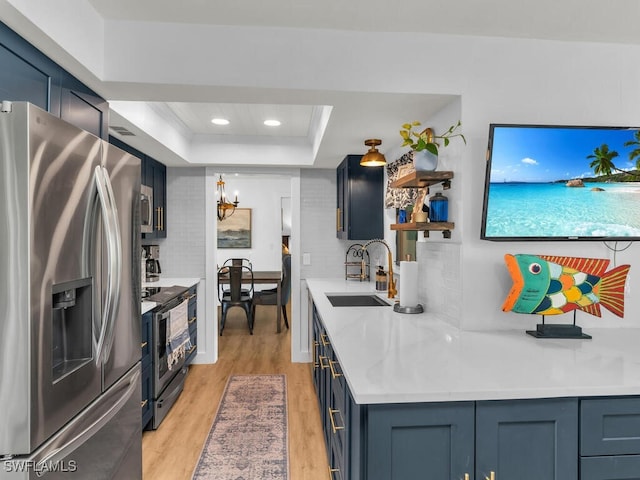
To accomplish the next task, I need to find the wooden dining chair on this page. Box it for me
[251,254,291,329]
[218,264,254,335]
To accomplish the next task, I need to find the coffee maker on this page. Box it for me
[143,245,161,282]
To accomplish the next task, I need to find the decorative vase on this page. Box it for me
[411,149,438,171]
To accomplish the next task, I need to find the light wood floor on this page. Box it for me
[142,304,328,479]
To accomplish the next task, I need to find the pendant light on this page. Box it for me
[360,139,386,167]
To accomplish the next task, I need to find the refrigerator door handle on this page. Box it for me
[100,166,122,363]
[93,166,122,365]
[29,367,140,466]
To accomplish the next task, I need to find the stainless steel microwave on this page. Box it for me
[141,184,153,233]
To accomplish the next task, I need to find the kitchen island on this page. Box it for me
[306,278,640,480]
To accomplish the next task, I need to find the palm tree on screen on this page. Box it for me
[624,130,640,168]
[588,144,620,177]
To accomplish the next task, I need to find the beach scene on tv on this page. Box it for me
[483,125,640,239]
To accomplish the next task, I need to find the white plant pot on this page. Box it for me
[411,149,438,171]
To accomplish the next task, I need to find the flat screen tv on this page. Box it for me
[481,124,640,241]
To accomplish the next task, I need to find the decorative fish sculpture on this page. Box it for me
[502,254,630,318]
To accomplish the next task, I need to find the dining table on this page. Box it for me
[218,269,284,333]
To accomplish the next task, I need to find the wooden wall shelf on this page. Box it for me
[391,170,454,189]
[390,221,454,238]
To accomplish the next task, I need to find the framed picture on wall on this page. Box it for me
[218,208,252,248]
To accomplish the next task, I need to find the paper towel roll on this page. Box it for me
[399,261,419,307]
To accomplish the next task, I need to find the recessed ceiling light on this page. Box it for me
[264,119,281,127]
[211,118,230,125]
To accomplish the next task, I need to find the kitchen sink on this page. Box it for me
[326,294,391,307]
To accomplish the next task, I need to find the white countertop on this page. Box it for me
[307,278,640,405]
[141,277,200,315]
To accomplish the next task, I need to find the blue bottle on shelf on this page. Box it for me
[429,192,448,222]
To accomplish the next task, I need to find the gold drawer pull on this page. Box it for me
[184,293,196,301]
[188,345,197,354]
[328,466,341,480]
[313,341,320,368]
[329,360,343,379]
[328,407,345,433]
[485,472,495,480]
[140,341,148,348]
[319,355,329,369]
[140,399,148,408]
[321,333,330,346]
[464,474,469,480]
[188,316,197,324]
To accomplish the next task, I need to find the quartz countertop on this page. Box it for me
[307,278,640,405]
[141,277,200,315]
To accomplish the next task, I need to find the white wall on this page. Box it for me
[9,8,640,338]
[212,173,291,271]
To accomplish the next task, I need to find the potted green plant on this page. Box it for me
[400,121,466,171]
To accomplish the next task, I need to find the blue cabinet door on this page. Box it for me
[0,22,61,113]
[476,398,578,480]
[336,155,383,240]
[366,402,475,480]
[59,78,109,139]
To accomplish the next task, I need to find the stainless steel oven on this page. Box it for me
[150,290,189,429]
[141,184,153,233]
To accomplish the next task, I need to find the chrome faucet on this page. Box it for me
[361,239,397,299]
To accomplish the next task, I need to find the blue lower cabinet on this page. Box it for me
[580,397,640,479]
[581,397,640,456]
[367,402,474,480]
[580,455,640,480]
[476,398,578,480]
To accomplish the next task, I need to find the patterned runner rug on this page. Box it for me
[192,374,289,480]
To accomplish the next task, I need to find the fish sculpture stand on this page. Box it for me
[502,254,631,339]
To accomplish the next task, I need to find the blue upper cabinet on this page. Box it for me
[0,21,107,139]
[0,22,61,112]
[336,155,384,240]
[59,74,109,139]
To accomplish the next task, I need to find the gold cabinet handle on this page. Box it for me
[464,474,469,480]
[160,207,164,231]
[141,341,148,348]
[188,344,197,354]
[319,355,329,369]
[328,466,341,480]
[336,208,341,231]
[485,472,495,480]
[313,341,320,368]
[156,207,161,230]
[140,399,148,408]
[328,407,345,434]
[188,316,197,324]
[329,359,343,379]
[321,333,330,346]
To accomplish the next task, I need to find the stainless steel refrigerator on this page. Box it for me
[0,102,142,479]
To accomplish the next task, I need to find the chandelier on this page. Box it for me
[216,175,239,221]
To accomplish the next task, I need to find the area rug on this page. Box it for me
[192,374,289,480]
